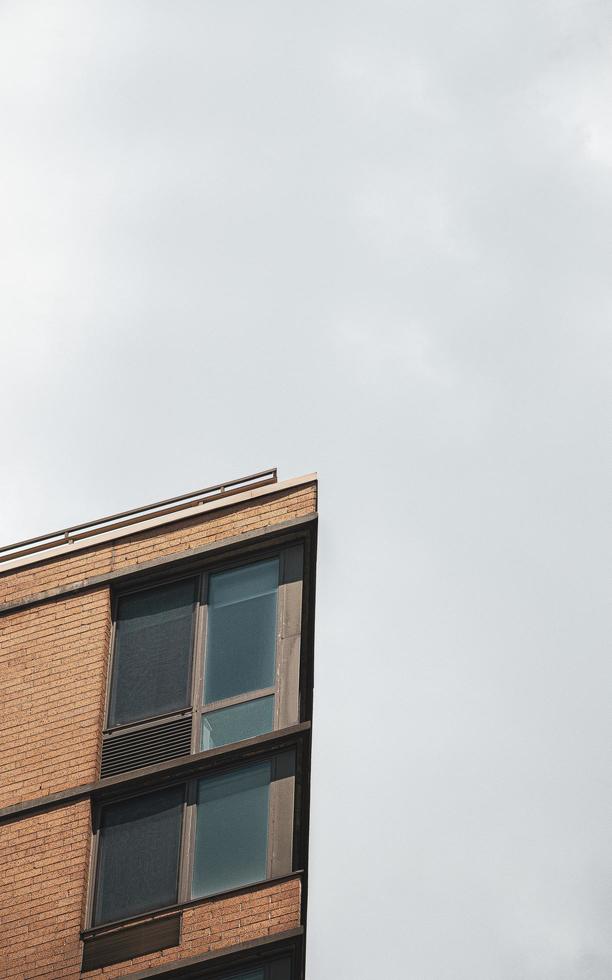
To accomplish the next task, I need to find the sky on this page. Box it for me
[0,1,610,977]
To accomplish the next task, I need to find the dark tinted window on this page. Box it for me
[204,560,278,704]
[93,785,184,925]
[222,971,264,980]
[191,960,292,980]
[192,958,292,980]
[109,579,196,727]
[192,761,271,899]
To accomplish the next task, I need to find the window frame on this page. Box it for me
[90,779,188,928]
[102,544,304,753]
[86,747,297,932]
[105,571,200,734]
[193,557,281,753]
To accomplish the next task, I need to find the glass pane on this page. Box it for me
[268,959,293,980]
[204,559,278,705]
[192,761,271,899]
[201,696,275,751]
[93,785,183,925]
[222,971,264,980]
[109,579,196,727]
[192,958,291,980]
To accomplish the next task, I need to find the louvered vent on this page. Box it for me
[101,715,192,778]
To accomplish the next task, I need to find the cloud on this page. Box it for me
[0,2,610,977]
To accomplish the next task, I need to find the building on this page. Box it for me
[0,469,318,980]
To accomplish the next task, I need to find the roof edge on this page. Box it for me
[0,472,318,575]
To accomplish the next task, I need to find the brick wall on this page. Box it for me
[0,799,300,980]
[0,801,90,979]
[0,482,314,978]
[86,878,301,979]
[0,590,110,808]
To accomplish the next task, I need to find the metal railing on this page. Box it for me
[0,468,278,565]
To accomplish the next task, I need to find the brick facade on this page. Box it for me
[0,478,316,978]
[0,799,300,980]
[0,485,316,606]
[85,879,301,980]
[0,590,110,808]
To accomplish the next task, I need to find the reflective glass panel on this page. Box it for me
[200,696,275,751]
[223,971,264,980]
[192,958,292,980]
[109,579,196,727]
[93,785,183,925]
[203,560,278,704]
[192,761,271,899]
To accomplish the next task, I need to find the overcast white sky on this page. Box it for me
[0,2,611,977]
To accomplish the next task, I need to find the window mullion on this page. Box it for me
[276,546,303,731]
[267,750,295,879]
[191,572,209,755]
[103,596,119,731]
[202,686,276,714]
[85,807,102,929]
[178,779,197,905]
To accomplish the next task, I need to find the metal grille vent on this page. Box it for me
[101,715,192,778]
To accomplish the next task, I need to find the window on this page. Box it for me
[92,785,184,926]
[204,560,278,702]
[201,560,279,747]
[195,958,293,980]
[201,697,275,752]
[108,579,197,728]
[90,751,295,928]
[192,761,271,898]
[102,548,303,777]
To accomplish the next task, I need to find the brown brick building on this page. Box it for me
[0,469,317,980]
